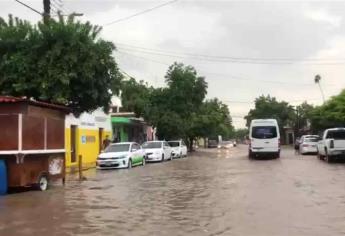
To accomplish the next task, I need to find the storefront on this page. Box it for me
[65,109,112,171]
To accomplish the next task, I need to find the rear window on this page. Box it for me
[304,137,320,142]
[142,142,162,149]
[326,131,345,140]
[168,142,180,147]
[252,126,277,139]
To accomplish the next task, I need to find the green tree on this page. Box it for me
[294,102,314,135]
[310,90,345,131]
[233,128,249,140]
[190,98,234,142]
[120,78,152,117]
[0,15,122,114]
[245,95,295,139]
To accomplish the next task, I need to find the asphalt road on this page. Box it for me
[1,145,345,236]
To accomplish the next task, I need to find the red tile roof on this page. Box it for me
[0,96,70,112]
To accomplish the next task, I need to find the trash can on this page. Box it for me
[0,160,7,195]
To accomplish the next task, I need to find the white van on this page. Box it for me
[249,119,280,158]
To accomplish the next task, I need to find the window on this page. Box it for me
[142,142,162,149]
[326,130,345,140]
[105,144,130,153]
[131,143,140,151]
[168,141,180,147]
[252,126,277,139]
[164,142,170,147]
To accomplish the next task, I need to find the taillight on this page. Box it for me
[330,140,334,148]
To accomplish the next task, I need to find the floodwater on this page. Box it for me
[1,145,345,236]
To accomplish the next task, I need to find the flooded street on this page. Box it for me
[1,145,345,236]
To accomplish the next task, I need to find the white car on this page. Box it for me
[168,140,188,158]
[97,142,145,169]
[142,141,172,162]
[299,135,320,154]
[249,119,280,159]
[317,128,345,162]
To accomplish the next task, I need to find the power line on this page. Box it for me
[104,0,179,26]
[222,98,322,104]
[14,0,42,16]
[116,43,345,65]
[115,50,337,86]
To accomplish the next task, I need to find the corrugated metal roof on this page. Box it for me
[0,96,70,112]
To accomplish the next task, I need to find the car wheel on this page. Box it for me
[128,159,132,169]
[142,157,146,166]
[325,152,333,163]
[37,175,49,191]
[161,154,164,162]
[248,150,253,159]
[276,152,280,159]
[317,152,324,160]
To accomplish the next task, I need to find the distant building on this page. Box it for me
[110,96,155,144]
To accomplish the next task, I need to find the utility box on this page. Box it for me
[0,96,69,191]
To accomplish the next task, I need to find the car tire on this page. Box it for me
[276,152,280,159]
[142,157,146,166]
[128,159,132,169]
[249,150,254,159]
[161,154,164,162]
[325,152,333,163]
[317,152,324,160]
[36,175,49,191]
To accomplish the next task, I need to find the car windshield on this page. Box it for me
[104,144,130,153]
[326,131,345,140]
[142,142,162,149]
[168,142,180,147]
[252,126,277,139]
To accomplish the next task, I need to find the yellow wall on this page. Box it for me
[65,127,111,170]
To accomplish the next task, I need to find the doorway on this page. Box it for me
[70,125,77,163]
[99,128,104,153]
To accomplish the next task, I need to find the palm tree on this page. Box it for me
[314,74,325,103]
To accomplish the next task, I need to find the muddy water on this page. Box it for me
[1,146,345,236]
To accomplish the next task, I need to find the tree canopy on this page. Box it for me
[119,62,234,149]
[0,15,122,114]
[310,90,345,131]
[245,95,294,129]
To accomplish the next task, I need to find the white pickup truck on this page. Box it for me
[317,128,345,162]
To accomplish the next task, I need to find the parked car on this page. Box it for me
[168,140,188,158]
[294,137,301,150]
[217,141,234,149]
[299,135,320,154]
[208,140,218,148]
[142,141,172,162]
[97,142,145,169]
[248,119,280,159]
[317,128,345,162]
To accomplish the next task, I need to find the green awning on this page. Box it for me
[111,117,130,124]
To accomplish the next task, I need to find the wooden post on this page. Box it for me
[78,155,83,180]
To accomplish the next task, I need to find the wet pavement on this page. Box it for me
[1,145,345,236]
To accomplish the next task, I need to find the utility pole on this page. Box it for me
[43,0,51,24]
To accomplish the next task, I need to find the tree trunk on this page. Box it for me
[188,137,194,152]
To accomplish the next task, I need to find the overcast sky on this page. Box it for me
[2,0,345,128]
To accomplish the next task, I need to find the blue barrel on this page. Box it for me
[0,160,7,195]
